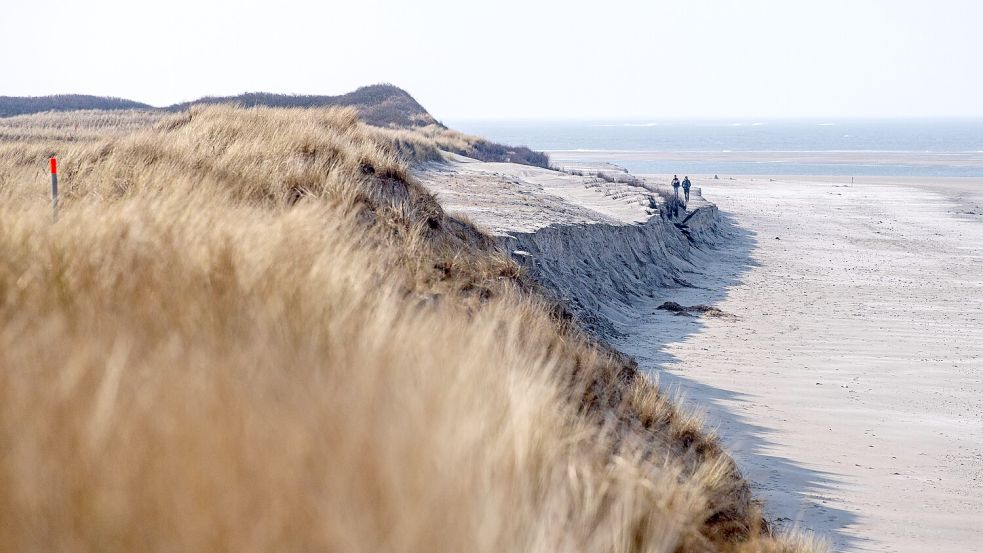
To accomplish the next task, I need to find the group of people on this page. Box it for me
[669,175,691,218]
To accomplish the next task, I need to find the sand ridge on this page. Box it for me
[416,156,711,339]
[416,155,655,234]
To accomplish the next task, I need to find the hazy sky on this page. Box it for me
[2,0,981,119]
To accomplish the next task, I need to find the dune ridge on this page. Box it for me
[0,104,822,552]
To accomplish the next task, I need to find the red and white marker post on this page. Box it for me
[49,156,58,222]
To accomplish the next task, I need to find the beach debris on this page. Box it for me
[656,301,736,319]
[510,249,535,269]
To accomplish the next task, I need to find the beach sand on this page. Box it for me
[418,155,983,551]
[620,175,983,552]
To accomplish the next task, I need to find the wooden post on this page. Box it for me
[50,156,58,222]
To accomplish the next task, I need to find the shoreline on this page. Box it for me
[548,150,983,167]
[548,151,983,179]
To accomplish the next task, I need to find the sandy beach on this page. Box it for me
[620,175,983,552]
[417,155,983,551]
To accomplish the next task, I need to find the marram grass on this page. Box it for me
[0,106,824,553]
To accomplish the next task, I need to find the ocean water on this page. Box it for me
[447,119,983,177]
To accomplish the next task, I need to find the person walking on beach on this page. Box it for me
[671,175,681,217]
[682,176,691,203]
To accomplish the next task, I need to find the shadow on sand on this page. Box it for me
[616,212,866,551]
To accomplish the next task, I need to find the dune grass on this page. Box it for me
[0,105,822,553]
[371,122,550,167]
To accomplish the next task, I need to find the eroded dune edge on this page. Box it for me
[0,106,822,552]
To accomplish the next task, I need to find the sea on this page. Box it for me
[446,119,983,177]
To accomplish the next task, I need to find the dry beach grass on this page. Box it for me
[0,106,822,552]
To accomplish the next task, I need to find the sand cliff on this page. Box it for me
[417,156,724,340]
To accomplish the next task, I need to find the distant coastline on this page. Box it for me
[451,119,983,177]
[547,149,983,178]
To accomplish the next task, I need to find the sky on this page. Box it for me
[2,0,981,120]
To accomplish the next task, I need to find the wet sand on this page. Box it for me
[620,176,983,552]
[548,150,983,170]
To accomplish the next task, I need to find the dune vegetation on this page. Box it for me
[0,105,822,553]
[0,85,550,169]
